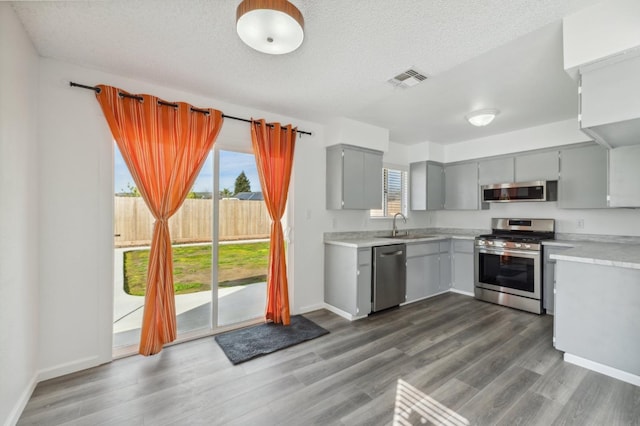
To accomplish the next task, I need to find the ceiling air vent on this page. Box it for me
[388,68,428,88]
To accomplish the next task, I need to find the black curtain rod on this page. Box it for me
[69,82,312,136]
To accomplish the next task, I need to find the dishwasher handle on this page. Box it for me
[379,250,403,257]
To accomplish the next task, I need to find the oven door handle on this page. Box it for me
[475,248,539,257]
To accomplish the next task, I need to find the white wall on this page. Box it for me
[407,141,445,163]
[563,0,640,72]
[0,4,40,424]
[36,58,327,380]
[326,117,389,152]
[384,141,409,166]
[444,119,591,163]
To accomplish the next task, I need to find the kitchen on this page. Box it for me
[324,139,640,379]
[4,0,640,424]
[323,0,640,409]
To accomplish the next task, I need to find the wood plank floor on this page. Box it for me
[19,293,640,425]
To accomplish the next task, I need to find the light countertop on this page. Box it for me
[325,230,640,269]
[324,233,477,248]
[549,240,640,270]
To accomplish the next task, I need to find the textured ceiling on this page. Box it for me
[11,0,601,144]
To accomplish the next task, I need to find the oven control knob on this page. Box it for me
[515,243,522,248]
[525,244,531,249]
[487,241,493,246]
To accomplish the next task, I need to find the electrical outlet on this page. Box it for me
[577,219,585,229]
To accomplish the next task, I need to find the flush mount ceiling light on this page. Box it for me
[236,0,304,55]
[466,109,500,127]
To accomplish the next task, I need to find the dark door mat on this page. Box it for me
[214,315,329,365]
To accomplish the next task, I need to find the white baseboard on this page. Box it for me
[322,303,367,321]
[297,303,325,315]
[564,353,640,387]
[6,371,38,426]
[401,290,451,306]
[448,288,474,297]
[37,355,101,382]
[323,289,476,322]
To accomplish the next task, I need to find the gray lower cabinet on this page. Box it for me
[444,162,480,210]
[609,145,640,207]
[558,144,608,208]
[515,151,559,182]
[326,144,383,210]
[554,260,640,377]
[542,244,572,314]
[405,242,440,303]
[439,241,451,291]
[451,239,474,294]
[405,240,451,303]
[324,244,371,318]
[410,161,444,210]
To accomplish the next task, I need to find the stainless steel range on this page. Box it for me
[474,218,555,314]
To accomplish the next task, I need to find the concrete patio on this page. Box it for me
[113,247,266,349]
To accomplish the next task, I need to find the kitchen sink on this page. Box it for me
[381,234,438,240]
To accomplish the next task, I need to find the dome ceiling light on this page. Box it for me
[236,0,304,55]
[466,109,500,127]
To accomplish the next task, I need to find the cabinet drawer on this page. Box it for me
[439,241,451,253]
[407,243,439,257]
[453,240,474,254]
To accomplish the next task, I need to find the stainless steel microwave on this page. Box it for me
[481,180,557,203]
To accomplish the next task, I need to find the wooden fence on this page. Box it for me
[114,197,270,247]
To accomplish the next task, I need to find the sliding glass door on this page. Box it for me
[214,149,267,327]
[112,144,267,353]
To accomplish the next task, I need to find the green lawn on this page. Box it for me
[123,242,269,296]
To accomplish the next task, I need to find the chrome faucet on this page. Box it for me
[392,212,407,237]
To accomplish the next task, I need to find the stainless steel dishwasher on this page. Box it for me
[372,244,406,312]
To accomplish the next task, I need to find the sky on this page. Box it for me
[114,145,260,194]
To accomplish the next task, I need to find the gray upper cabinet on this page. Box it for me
[558,144,608,209]
[410,161,444,210]
[515,151,559,182]
[326,144,383,210]
[609,145,640,207]
[478,157,515,185]
[579,55,640,149]
[444,162,480,210]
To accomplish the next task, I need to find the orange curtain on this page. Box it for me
[250,119,297,325]
[95,85,223,355]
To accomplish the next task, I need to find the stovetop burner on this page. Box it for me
[476,233,554,243]
[475,218,556,251]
